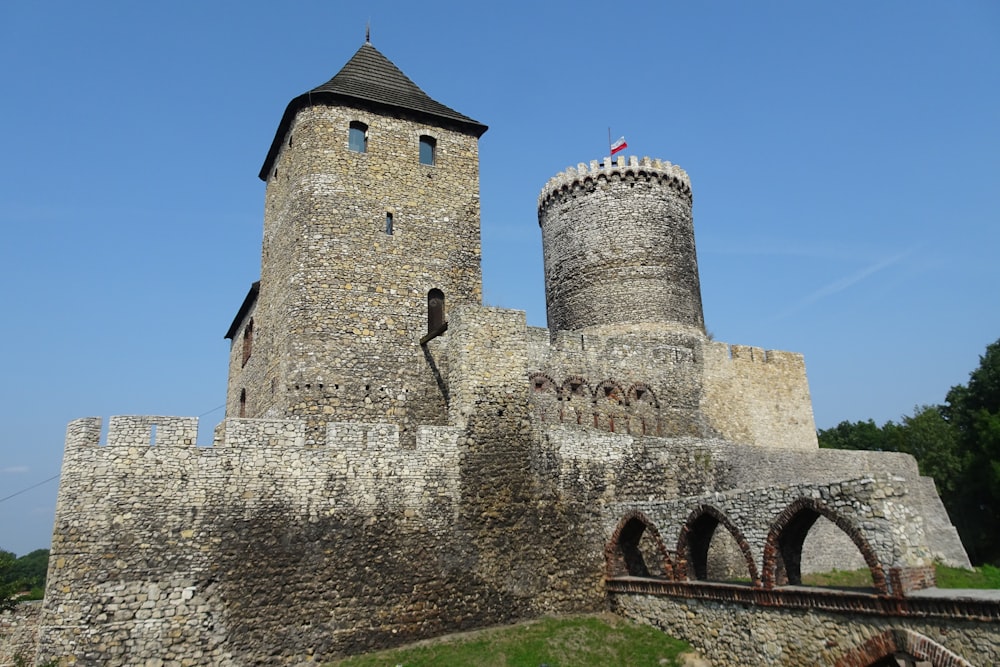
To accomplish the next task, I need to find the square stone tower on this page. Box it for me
[224,40,488,442]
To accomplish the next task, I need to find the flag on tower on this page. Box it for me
[610,136,628,155]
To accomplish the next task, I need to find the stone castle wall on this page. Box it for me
[701,341,819,449]
[39,416,515,665]
[522,320,817,448]
[0,601,41,667]
[38,305,970,665]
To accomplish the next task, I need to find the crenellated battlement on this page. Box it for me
[537,155,691,213]
[65,416,199,448]
[718,344,804,366]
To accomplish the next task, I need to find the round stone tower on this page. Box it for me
[537,155,705,334]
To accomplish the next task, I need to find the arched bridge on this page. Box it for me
[602,478,1000,666]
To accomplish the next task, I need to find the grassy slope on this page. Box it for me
[324,614,692,667]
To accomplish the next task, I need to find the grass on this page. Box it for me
[801,568,874,588]
[801,563,1000,590]
[934,563,1000,589]
[324,614,692,667]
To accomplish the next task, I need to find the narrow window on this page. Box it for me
[149,424,158,447]
[239,389,247,417]
[385,212,394,235]
[428,289,445,333]
[349,121,368,153]
[242,319,253,367]
[419,135,436,165]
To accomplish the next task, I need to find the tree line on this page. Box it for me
[818,338,1000,565]
[1,548,49,611]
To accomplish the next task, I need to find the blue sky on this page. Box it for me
[1,1,998,556]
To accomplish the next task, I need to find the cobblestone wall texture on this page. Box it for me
[611,594,998,666]
[538,156,703,334]
[36,43,974,666]
[1,602,41,667]
[226,101,482,444]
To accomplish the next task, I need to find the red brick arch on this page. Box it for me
[834,628,972,667]
[604,511,674,580]
[675,504,760,586]
[762,497,888,595]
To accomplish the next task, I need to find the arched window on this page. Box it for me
[242,319,253,367]
[419,135,436,165]
[427,289,445,333]
[349,121,368,153]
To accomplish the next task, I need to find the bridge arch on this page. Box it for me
[675,504,759,586]
[605,511,674,579]
[763,497,887,594]
[834,628,973,667]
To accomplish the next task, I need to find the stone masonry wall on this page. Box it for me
[39,402,613,664]
[1,602,41,667]
[611,593,998,666]
[38,416,494,665]
[232,102,483,443]
[524,323,817,448]
[538,156,704,334]
[701,341,819,449]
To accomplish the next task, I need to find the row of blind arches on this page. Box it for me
[348,121,437,165]
[605,498,886,594]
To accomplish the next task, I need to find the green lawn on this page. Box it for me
[934,563,1000,589]
[324,614,692,667]
[801,563,1000,590]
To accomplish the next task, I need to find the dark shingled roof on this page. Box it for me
[224,281,259,340]
[259,42,487,180]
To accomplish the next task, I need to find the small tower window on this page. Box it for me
[419,135,436,165]
[242,319,253,366]
[428,288,445,333]
[239,389,247,418]
[349,121,368,153]
[385,212,394,235]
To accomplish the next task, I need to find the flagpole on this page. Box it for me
[608,127,612,158]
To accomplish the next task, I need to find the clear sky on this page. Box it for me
[1,1,998,556]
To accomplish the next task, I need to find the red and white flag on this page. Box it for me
[610,136,628,155]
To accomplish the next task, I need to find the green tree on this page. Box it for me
[896,405,966,500]
[1,549,21,613]
[8,549,49,591]
[943,339,1000,564]
[817,418,900,452]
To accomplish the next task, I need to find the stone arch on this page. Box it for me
[762,497,887,595]
[675,504,759,586]
[834,628,973,667]
[604,511,674,579]
[626,383,660,436]
[560,375,591,425]
[528,372,560,423]
[593,379,626,432]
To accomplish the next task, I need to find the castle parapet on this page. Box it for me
[537,155,691,212]
[65,416,200,448]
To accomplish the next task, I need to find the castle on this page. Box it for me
[34,40,972,665]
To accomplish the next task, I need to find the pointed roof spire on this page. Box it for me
[365,21,370,43]
[260,42,487,180]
